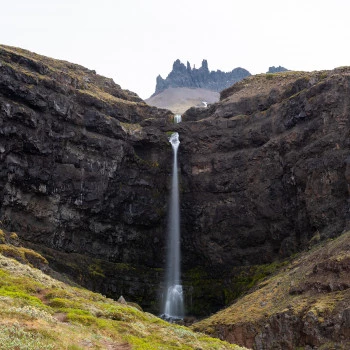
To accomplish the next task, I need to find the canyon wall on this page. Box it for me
[179,69,350,269]
[1,45,350,318]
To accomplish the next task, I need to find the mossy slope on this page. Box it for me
[0,228,246,350]
[191,231,350,349]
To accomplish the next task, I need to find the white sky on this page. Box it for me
[1,0,350,99]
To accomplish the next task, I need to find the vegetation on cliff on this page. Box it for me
[0,228,246,350]
[0,44,142,104]
[1,44,350,350]
[191,231,350,349]
[0,43,173,315]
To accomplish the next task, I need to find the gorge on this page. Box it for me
[0,44,350,349]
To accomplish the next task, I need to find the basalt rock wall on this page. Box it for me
[1,45,350,316]
[179,70,350,269]
[0,45,174,271]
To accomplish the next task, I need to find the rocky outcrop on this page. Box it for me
[153,59,251,96]
[191,231,350,349]
[178,70,350,270]
[267,65,289,73]
[0,45,174,311]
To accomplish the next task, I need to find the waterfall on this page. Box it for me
[174,114,182,123]
[162,132,184,320]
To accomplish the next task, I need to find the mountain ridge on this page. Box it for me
[153,59,251,96]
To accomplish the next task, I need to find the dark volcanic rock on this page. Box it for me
[0,45,173,311]
[192,231,350,350]
[180,70,350,269]
[154,59,251,96]
[1,44,350,325]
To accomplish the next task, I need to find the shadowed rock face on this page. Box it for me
[191,231,350,350]
[178,69,350,270]
[1,45,350,319]
[0,45,174,269]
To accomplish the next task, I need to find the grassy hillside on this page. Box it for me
[0,228,246,350]
[0,44,142,104]
[191,231,350,349]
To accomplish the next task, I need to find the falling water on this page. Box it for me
[174,114,182,123]
[162,132,184,320]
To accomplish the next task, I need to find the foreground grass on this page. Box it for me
[0,247,246,349]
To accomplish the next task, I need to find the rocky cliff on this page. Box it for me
[192,231,350,349]
[0,227,246,350]
[178,69,350,271]
[1,45,350,329]
[0,44,176,311]
[153,59,251,96]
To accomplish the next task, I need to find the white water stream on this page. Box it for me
[162,117,184,320]
[174,114,182,123]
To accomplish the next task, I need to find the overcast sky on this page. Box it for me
[1,0,350,99]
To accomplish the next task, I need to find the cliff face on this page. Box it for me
[192,231,350,350]
[0,45,174,264]
[177,70,350,271]
[0,45,175,311]
[154,59,251,96]
[1,45,350,323]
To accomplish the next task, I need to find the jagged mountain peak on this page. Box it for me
[153,59,251,96]
[267,65,289,73]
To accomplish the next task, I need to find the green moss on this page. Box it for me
[0,244,48,268]
[21,247,48,266]
[102,303,147,322]
[66,312,98,326]
[184,260,289,315]
[9,232,20,245]
[126,335,191,349]
[88,261,106,278]
[48,297,83,309]
[288,88,307,100]
[133,152,160,170]
[0,229,6,244]
[0,249,246,350]
[45,288,74,300]
[229,114,248,121]
[0,269,9,279]
[0,288,44,308]
[0,244,24,262]
[67,346,84,350]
